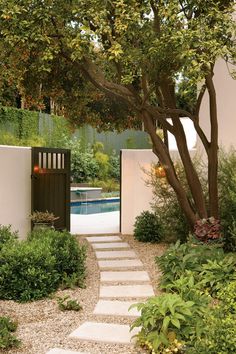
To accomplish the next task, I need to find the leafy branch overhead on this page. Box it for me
[0,0,235,226]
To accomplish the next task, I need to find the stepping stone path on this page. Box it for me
[46,234,155,354]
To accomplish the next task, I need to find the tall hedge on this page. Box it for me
[0,105,70,146]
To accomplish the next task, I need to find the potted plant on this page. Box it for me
[30,210,59,230]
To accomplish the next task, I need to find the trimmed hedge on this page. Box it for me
[0,228,86,302]
[134,210,163,243]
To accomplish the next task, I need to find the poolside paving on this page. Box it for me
[46,234,155,353]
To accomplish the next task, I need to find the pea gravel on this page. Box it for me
[0,234,167,354]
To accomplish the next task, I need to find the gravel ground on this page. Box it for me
[0,234,167,354]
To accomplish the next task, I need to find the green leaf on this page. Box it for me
[171,317,180,329]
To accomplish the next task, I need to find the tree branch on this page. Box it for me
[150,0,161,33]
[195,84,206,119]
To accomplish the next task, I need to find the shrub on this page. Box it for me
[0,225,18,251]
[218,149,236,251]
[134,211,163,243]
[156,240,225,287]
[0,229,86,302]
[217,280,236,313]
[199,255,236,296]
[130,294,195,353]
[147,159,205,243]
[187,281,236,353]
[108,150,120,180]
[29,229,87,287]
[64,138,99,183]
[94,151,110,179]
[227,220,236,252]
[163,272,211,310]
[0,239,59,301]
[0,316,20,350]
[187,307,236,354]
[89,179,120,193]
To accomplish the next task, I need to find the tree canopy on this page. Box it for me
[0,0,235,226]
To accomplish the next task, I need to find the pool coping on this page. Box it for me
[71,197,120,205]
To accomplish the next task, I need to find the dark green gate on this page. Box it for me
[31,147,71,231]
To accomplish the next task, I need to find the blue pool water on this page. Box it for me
[71,199,120,215]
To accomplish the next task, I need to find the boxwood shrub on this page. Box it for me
[0,229,86,302]
[134,210,163,243]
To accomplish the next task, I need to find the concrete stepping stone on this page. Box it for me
[92,242,130,249]
[95,250,137,259]
[100,270,150,282]
[98,259,143,269]
[93,300,141,317]
[86,236,121,243]
[100,284,154,298]
[69,321,140,344]
[46,349,89,354]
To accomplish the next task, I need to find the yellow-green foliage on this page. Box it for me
[94,151,109,179]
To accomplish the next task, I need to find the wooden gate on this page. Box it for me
[31,147,71,231]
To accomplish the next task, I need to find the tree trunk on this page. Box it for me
[160,78,208,219]
[143,110,197,227]
[206,73,219,218]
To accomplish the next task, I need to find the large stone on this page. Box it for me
[92,242,130,249]
[86,236,121,243]
[93,300,141,317]
[100,284,154,298]
[98,259,143,269]
[69,322,139,344]
[100,271,150,282]
[95,250,137,259]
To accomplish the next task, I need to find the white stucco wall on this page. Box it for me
[121,149,158,234]
[199,60,236,151]
[120,149,197,235]
[0,145,31,239]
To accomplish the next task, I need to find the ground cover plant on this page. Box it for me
[56,295,82,312]
[0,227,86,302]
[0,316,20,350]
[131,240,236,353]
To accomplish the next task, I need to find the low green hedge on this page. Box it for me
[0,227,86,302]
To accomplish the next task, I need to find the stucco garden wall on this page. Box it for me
[0,145,31,239]
[120,149,196,235]
[120,149,158,235]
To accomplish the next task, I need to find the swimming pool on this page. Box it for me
[71,199,120,215]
